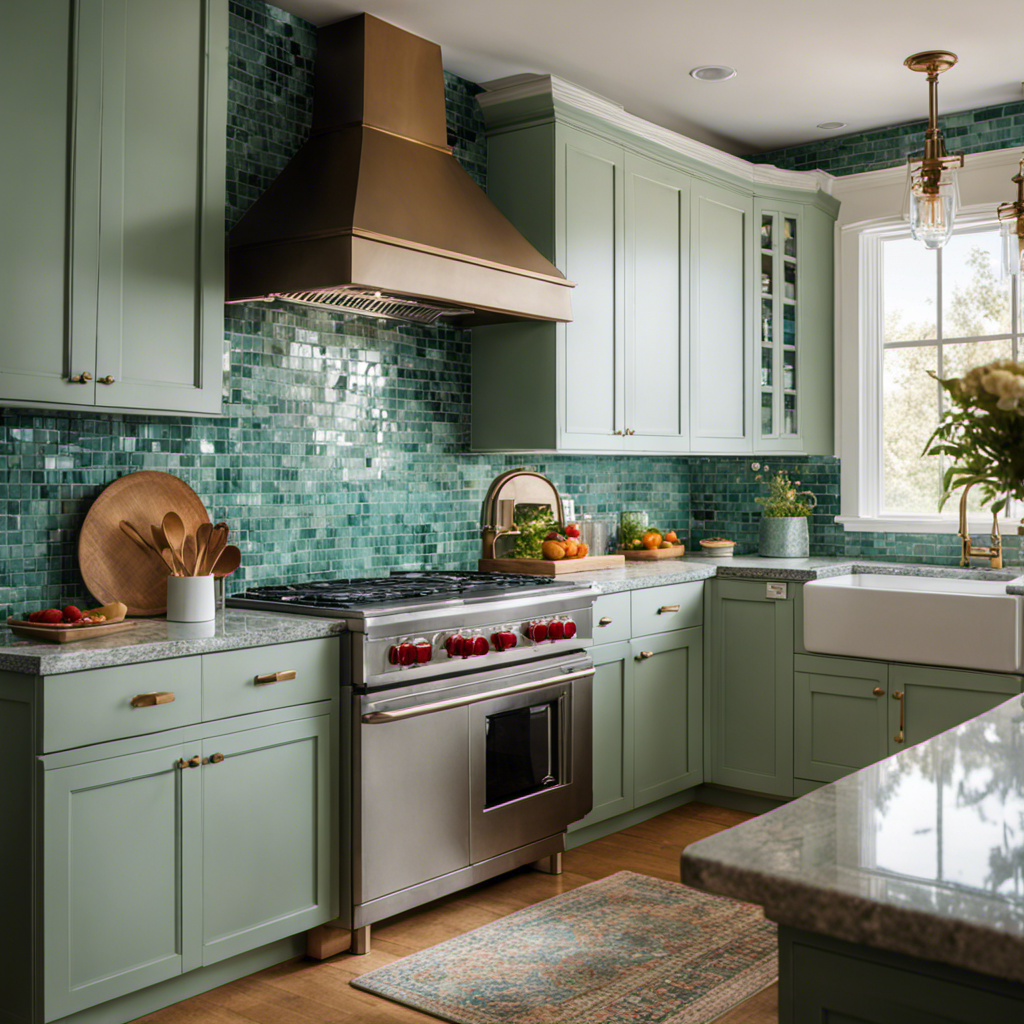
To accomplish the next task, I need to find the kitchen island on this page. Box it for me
[681,693,1024,1021]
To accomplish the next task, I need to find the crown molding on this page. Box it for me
[831,144,1024,193]
[478,74,835,195]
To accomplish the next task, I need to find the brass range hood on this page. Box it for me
[226,14,574,325]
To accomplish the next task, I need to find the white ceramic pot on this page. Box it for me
[166,575,215,622]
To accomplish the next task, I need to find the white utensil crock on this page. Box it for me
[166,575,215,622]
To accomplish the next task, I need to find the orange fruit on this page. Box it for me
[542,540,566,560]
[564,538,579,557]
[642,530,663,550]
[664,530,678,543]
[576,543,589,558]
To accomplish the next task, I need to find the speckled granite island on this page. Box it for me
[681,694,1024,1022]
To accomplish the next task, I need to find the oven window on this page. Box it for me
[484,702,559,808]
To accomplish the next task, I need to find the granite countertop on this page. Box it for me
[0,608,346,676]
[680,693,1024,983]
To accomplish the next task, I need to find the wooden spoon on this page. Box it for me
[203,524,229,576]
[211,545,241,578]
[150,523,179,576]
[182,533,197,576]
[119,520,169,572]
[194,522,213,578]
[161,512,187,576]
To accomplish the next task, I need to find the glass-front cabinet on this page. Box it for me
[759,205,801,444]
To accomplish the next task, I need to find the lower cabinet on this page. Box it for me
[708,580,794,797]
[41,712,334,1020]
[572,626,702,831]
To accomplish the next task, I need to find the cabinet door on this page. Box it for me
[2,1,95,406]
[709,580,794,796]
[633,627,703,805]
[570,641,634,831]
[890,664,1022,754]
[624,153,690,451]
[43,742,200,1020]
[794,654,889,783]
[557,124,626,450]
[200,715,333,965]
[87,0,226,415]
[689,180,753,452]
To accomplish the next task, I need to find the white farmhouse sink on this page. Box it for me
[803,573,1024,673]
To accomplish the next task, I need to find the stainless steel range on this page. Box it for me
[228,571,598,955]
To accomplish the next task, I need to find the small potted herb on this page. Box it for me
[755,471,817,558]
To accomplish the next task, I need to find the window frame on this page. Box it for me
[837,196,1023,534]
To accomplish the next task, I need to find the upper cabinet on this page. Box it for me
[471,77,839,456]
[2,0,227,416]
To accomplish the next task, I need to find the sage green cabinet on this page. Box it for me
[708,579,794,797]
[689,180,753,453]
[888,663,1021,753]
[794,654,889,783]
[2,0,227,416]
[633,628,703,803]
[43,742,200,1021]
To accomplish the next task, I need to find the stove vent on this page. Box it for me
[262,287,473,325]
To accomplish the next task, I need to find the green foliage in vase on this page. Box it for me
[755,471,817,518]
[924,359,1024,515]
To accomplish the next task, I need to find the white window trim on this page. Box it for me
[833,147,1024,535]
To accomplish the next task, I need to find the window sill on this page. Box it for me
[836,515,1021,535]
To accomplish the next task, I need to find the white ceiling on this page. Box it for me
[274,0,1023,154]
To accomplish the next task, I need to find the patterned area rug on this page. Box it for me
[351,870,777,1024]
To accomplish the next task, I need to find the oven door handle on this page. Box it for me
[361,668,595,723]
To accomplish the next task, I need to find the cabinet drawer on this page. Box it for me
[202,638,339,720]
[592,592,631,645]
[630,582,703,635]
[42,659,202,752]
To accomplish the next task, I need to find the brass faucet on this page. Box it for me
[958,481,1002,568]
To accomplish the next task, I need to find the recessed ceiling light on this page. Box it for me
[816,121,846,130]
[689,65,737,82]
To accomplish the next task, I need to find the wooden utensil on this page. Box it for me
[194,522,213,578]
[202,524,229,576]
[211,545,241,578]
[182,533,197,576]
[150,524,179,576]
[162,512,188,575]
[119,520,168,571]
[78,471,210,616]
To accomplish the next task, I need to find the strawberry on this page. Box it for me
[27,610,45,622]
[40,609,65,624]
[62,605,83,623]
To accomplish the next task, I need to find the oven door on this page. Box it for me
[468,661,592,863]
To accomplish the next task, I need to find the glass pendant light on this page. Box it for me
[902,51,964,250]
[997,157,1024,280]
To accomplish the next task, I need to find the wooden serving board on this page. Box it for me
[617,545,687,560]
[78,471,210,617]
[6,618,140,644]
[479,555,625,576]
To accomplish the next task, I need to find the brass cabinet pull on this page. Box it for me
[637,650,654,660]
[872,687,884,697]
[598,616,613,626]
[892,690,905,743]
[176,755,201,769]
[202,752,226,765]
[131,691,175,708]
[97,375,115,385]
[614,430,624,435]
[254,669,297,685]
[70,371,93,384]
[657,604,680,614]
[625,428,636,435]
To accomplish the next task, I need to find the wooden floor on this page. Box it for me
[137,803,776,1024]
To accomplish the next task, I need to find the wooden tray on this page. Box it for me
[6,618,140,644]
[479,555,625,576]
[617,545,687,560]
[78,471,211,617]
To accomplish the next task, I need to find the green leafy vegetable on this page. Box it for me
[509,505,558,559]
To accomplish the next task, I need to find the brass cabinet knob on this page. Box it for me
[625,428,636,435]
[202,752,225,765]
[598,616,613,626]
[893,733,904,744]
[97,375,115,385]
[70,371,93,384]
[176,755,201,769]
[872,687,884,697]
[637,650,654,660]
[614,430,624,435]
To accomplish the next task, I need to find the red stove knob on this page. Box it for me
[415,640,433,663]
[548,620,565,640]
[563,619,577,639]
[389,642,418,666]
[469,635,490,657]
[444,635,465,657]
[525,621,548,642]
[388,644,401,665]
[491,630,518,651]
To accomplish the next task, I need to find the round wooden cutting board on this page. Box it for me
[78,471,211,616]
